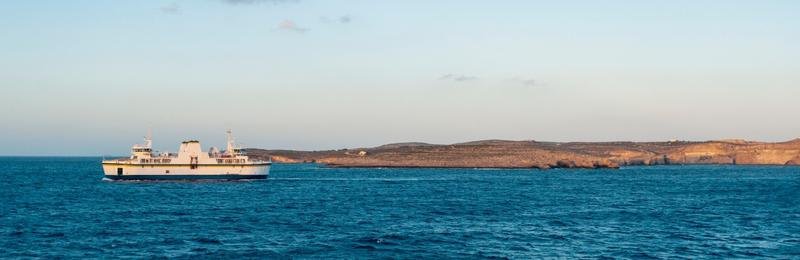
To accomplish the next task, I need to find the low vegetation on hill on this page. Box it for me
[247,139,800,169]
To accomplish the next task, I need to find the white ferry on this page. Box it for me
[102,131,270,180]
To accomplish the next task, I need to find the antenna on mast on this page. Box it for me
[226,129,235,155]
[144,129,153,148]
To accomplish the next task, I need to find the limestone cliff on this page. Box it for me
[247,139,800,169]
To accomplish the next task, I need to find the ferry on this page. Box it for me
[102,131,270,180]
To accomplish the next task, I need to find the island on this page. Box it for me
[246,139,800,169]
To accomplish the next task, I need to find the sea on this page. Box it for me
[1,157,799,258]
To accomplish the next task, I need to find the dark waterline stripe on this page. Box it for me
[103,174,268,180]
[102,163,271,166]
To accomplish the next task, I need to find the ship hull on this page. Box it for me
[102,163,270,181]
[104,174,267,180]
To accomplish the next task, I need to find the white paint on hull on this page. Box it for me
[101,130,271,180]
[102,164,270,177]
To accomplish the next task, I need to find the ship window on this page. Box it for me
[166,170,169,173]
[117,168,123,175]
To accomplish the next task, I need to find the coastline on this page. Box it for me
[247,139,800,169]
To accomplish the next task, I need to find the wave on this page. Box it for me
[269,177,432,182]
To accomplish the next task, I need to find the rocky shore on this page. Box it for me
[246,139,800,169]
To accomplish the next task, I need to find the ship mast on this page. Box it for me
[144,129,152,148]
[226,130,235,156]
[130,129,153,159]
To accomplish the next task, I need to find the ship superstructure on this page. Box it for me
[102,131,270,180]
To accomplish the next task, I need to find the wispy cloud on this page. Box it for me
[510,77,539,87]
[277,19,308,33]
[320,15,353,24]
[161,2,180,14]
[521,79,536,87]
[440,74,478,82]
[222,0,297,5]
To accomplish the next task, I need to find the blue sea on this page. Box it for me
[1,157,799,258]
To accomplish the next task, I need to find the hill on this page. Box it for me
[246,139,800,169]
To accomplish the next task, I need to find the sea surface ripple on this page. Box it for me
[1,157,799,258]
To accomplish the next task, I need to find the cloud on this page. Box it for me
[277,19,308,33]
[521,79,536,87]
[439,74,478,82]
[161,2,180,14]
[320,15,353,24]
[507,77,543,88]
[515,77,539,87]
[222,0,297,4]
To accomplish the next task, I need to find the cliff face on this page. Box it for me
[246,139,800,169]
[666,140,800,165]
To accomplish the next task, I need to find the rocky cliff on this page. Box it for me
[246,139,800,169]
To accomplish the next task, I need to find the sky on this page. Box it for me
[1,0,799,155]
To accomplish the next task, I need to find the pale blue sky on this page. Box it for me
[1,1,798,155]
